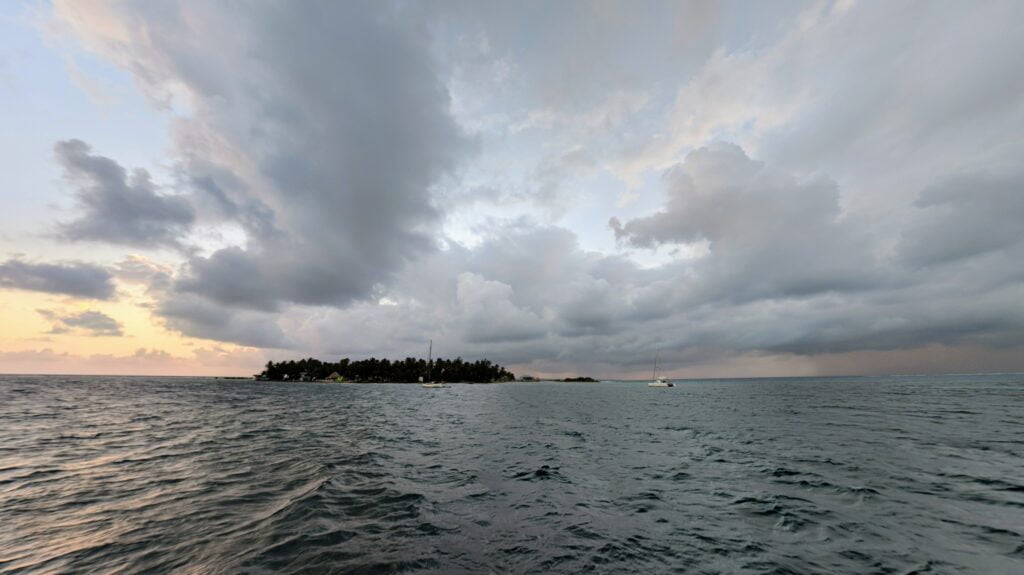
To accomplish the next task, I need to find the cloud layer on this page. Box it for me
[16,0,1024,376]
[38,309,123,337]
[55,139,195,249]
[0,259,115,300]
[58,0,469,310]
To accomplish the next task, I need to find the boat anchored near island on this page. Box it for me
[421,339,449,388]
[648,356,674,387]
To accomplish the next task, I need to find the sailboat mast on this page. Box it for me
[428,339,433,382]
[652,355,658,380]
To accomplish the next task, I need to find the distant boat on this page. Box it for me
[421,339,448,388]
[648,356,674,388]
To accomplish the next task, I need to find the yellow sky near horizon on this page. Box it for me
[0,283,265,376]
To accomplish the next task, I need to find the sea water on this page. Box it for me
[1,374,1022,573]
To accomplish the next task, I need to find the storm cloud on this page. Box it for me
[157,293,290,350]
[55,139,195,249]
[288,139,1024,376]
[0,259,115,300]
[57,0,469,312]
[38,0,1024,376]
[898,171,1024,269]
[611,143,882,304]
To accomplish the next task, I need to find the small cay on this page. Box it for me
[255,353,515,383]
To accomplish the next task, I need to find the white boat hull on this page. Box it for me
[648,381,674,387]
[421,383,448,388]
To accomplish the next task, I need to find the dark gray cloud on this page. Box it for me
[55,139,195,249]
[292,136,1024,376]
[52,1,1024,377]
[0,259,115,299]
[38,309,123,336]
[611,143,882,304]
[181,164,278,239]
[898,171,1024,268]
[157,293,290,349]
[65,1,471,316]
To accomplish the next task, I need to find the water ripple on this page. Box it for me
[1,374,1023,573]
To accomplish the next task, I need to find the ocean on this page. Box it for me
[1,374,1022,573]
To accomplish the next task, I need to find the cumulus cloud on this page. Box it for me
[37,1,1024,378]
[0,259,115,299]
[285,136,1024,377]
[611,143,880,303]
[157,293,290,350]
[455,272,546,343]
[38,309,123,336]
[898,171,1024,268]
[55,139,195,249]
[56,0,470,313]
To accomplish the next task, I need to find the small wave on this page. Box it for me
[512,464,568,483]
[3,373,1023,573]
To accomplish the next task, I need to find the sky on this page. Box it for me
[2,0,1023,378]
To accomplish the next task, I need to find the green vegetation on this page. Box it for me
[561,376,598,382]
[257,357,515,383]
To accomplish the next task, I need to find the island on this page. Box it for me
[560,376,599,382]
[255,356,515,383]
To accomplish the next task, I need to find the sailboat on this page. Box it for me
[648,355,674,387]
[421,339,448,388]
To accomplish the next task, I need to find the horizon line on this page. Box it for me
[2,370,1022,381]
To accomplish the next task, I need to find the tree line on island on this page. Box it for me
[257,356,516,383]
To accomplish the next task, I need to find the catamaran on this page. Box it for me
[421,339,448,388]
[648,356,674,387]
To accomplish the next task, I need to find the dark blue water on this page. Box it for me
[1,374,1022,574]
